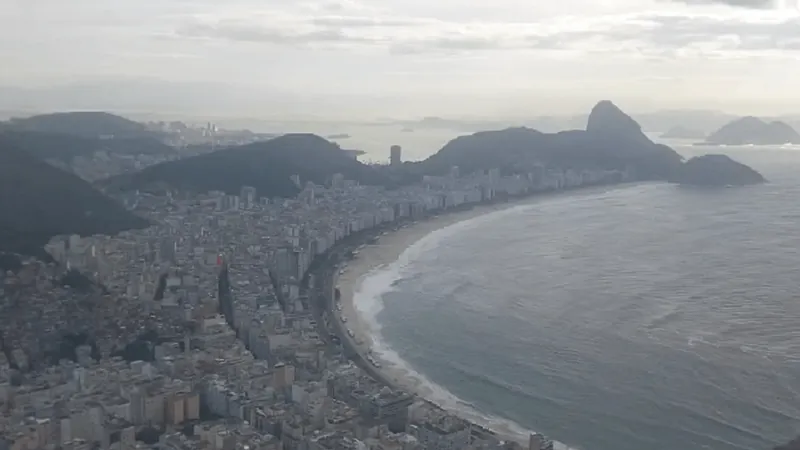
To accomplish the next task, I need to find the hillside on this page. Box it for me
[5,111,156,140]
[103,134,386,197]
[670,154,766,186]
[704,117,800,145]
[0,130,173,162]
[419,101,684,179]
[0,141,150,257]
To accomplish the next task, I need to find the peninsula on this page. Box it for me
[670,154,766,186]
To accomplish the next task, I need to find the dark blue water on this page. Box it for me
[376,148,800,450]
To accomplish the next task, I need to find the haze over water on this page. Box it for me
[365,147,800,450]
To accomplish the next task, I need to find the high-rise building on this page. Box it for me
[240,186,257,209]
[390,145,402,166]
[273,362,296,389]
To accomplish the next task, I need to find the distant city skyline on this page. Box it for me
[2,0,800,119]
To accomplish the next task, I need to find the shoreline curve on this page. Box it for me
[331,185,638,449]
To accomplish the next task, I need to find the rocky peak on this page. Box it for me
[586,100,645,139]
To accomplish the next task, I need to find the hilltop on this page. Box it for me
[418,100,684,179]
[102,134,387,197]
[4,111,158,140]
[0,140,150,258]
[703,117,800,145]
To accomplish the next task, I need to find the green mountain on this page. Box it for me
[0,130,173,162]
[418,100,684,179]
[5,111,156,140]
[670,154,766,186]
[102,134,386,197]
[0,139,150,258]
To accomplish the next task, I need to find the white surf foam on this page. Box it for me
[352,211,579,450]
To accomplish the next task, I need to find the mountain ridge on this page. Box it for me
[418,100,684,180]
[102,133,387,197]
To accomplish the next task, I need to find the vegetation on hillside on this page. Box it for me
[0,141,150,257]
[4,111,156,139]
[103,133,389,197]
[0,130,173,162]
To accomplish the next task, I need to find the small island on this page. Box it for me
[661,125,706,140]
[701,116,800,145]
[670,154,766,187]
[326,133,351,140]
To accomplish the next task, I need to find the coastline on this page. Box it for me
[330,186,630,446]
[336,201,537,441]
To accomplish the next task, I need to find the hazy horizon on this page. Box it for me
[2,0,799,120]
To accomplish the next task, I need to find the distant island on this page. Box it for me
[670,154,766,187]
[326,133,351,140]
[700,116,800,145]
[660,126,706,140]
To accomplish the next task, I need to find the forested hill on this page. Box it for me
[0,140,149,257]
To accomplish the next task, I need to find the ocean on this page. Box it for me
[354,145,800,450]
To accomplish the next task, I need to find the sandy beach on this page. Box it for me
[334,199,539,441]
[331,186,639,447]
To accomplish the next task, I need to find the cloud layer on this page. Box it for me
[166,3,800,58]
[672,0,775,8]
[1,0,799,116]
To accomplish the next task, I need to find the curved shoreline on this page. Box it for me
[339,208,538,439]
[327,187,634,448]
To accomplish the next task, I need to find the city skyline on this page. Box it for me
[1,0,799,119]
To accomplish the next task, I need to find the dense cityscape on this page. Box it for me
[0,149,630,450]
[2,0,798,447]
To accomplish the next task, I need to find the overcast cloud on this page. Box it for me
[1,0,799,118]
[670,0,775,8]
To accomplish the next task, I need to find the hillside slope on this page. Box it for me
[670,154,766,186]
[5,111,156,140]
[103,134,385,197]
[0,130,173,162]
[419,101,684,179]
[0,141,150,257]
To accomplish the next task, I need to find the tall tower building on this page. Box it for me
[240,186,257,209]
[390,145,402,166]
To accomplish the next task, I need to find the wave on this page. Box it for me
[351,216,579,450]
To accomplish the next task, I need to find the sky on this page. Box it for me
[1,0,799,119]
